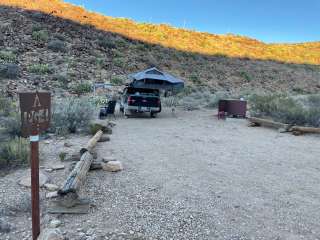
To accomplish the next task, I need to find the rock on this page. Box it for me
[50,164,65,170]
[89,121,113,135]
[44,183,59,191]
[18,171,49,188]
[49,219,62,228]
[0,219,11,233]
[98,135,110,142]
[45,168,54,173]
[90,161,102,170]
[63,142,72,148]
[278,128,287,133]
[102,157,117,163]
[46,191,58,199]
[44,140,51,144]
[38,228,64,240]
[108,121,116,128]
[102,161,123,172]
[65,152,81,162]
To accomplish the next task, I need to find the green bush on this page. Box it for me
[189,73,201,84]
[97,37,116,49]
[28,64,52,74]
[0,137,29,166]
[113,57,125,67]
[110,76,124,85]
[51,97,95,135]
[0,50,16,63]
[249,94,320,127]
[239,71,251,82]
[71,83,92,95]
[32,30,49,42]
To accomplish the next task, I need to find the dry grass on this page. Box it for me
[1,0,319,65]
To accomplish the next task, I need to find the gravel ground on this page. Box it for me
[1,108,320,240]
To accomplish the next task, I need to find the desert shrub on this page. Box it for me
[58,152,67,161]
[189,73,201,84]
[206,91,230,108]
[32,30,49,42]
[3,112,21,137]
[0,137,29,166]
[0,50,16,63]
[97,37,116,49]
[0,63,19,79]
[110,76,124,85]
[52,74,68,84]
[239,71,251,82]
[28,64,52,74]
[249,94,320,127]
[71,83,92,95]
[0,97,14,117]
[113,57,125,67]
[48,39,66,52]
[51,97,95,135]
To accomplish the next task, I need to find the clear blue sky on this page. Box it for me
[65,0,320,43]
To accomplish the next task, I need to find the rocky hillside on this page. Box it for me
[0,1,320,97]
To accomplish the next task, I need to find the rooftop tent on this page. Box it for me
[129,67,184,91]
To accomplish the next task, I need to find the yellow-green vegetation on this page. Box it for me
[0,137,29,166]
[1,0,319,65]
[0,50,16,63]
[32,29,49,42]
[28,63,52,74]
[249,94,320,127]
[71,83,92,95]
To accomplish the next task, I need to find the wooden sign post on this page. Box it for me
[19,91,51,240]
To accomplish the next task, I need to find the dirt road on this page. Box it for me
[1,109,320,239]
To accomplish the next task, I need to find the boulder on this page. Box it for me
[50,164,65,170]
[38,228,64,240]
[49,219,62,228]
[44,183,59,192]
[18,171,49,188]
[102,161,123,172]
[46,191,58,199]
[102,157,117,163]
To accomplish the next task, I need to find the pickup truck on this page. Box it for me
[120,87,161,117]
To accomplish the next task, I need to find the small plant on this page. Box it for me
[239,71,251,82]
[3,112,21,137]
[113,57,125,67]
[51,97,95,135]
[0,97,14,117]
[189,73,201,84]
[28,64,52,74]
[0,137,29,166]
[110,76,124,85]
[32,30,49,42]
[58,152,67,161]
[0,50,16,63]
[71,83,92,95]
[97,37,116,49]
[48,39,66,52]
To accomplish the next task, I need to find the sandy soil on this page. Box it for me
[1,108,320,240]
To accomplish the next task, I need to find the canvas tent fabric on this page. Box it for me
[129,67,184,90]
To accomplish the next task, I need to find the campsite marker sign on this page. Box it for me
[19,91,51,240]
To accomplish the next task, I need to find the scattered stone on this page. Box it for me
[18,171,49,188]
[98,135,110,142]
[102,160,123,172]
[50,164,65,170]
[65,152,81,162]
[64,142,72,147]
[278,128,287,133]
[44,140,51,144]
[49,219,62,228]
[108,121,116,127]
[38,228,64,240]
[46,191,58,199]
[45,168,54,173]
[44,183,59,191]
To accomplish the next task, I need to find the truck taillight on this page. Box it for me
[128,96,135,104]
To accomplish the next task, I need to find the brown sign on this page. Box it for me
[19,92,51,137]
